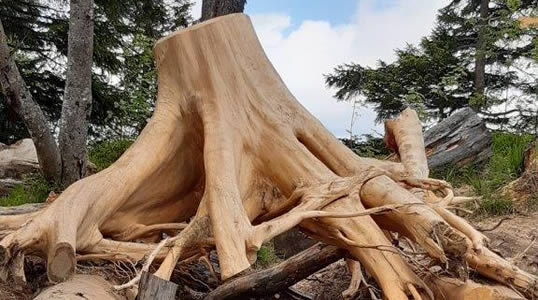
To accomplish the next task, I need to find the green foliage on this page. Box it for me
[432,131,534,216]
[487,131,534,187]
[477,196,514,216]
[89,139,134,171]
[0,175,53,207]
[326,0,538,128]
[255,244,280,268]
[340,134,389,158]
[0,0,193,143]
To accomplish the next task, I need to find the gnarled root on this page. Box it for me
[342,259,363,300]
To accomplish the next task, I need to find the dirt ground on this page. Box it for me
[286,212,538,300]
[475,212,538,276]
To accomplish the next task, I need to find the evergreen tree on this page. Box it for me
[0,0,193,144]
[326,0,538,129]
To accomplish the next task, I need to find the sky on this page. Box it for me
[190,0,447,138]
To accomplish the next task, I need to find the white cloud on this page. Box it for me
[250,0,446,137]
[191,0,203,20]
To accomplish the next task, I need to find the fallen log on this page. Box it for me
[205,243,345,299]
[422,107,492,169]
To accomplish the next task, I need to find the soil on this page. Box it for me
[475,212,538,276]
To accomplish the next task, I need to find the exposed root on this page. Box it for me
[113,223,187,242]
[430,204,488,252]
[113,237,170,290]
[465,247,538,299]
[342,259,362,300]
[154,216,211,280]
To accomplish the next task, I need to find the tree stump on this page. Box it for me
[0,14,535,300]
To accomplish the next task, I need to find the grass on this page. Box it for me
[89,139,134,170]
[0,174,54,207]
[432,131,535,217]
[255,243,280,268]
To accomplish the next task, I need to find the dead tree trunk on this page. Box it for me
[201,0,246,21]
[423,107,491,169]
[0,19,62,182]
[0,14,535,300]
[473,0,489,109]
[58,0,95,186]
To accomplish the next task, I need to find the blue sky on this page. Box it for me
[191,0,447,137]
[246,0,358,28]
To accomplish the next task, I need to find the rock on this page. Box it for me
[0,139,40,196]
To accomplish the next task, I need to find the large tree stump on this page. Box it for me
[0,14,535,300]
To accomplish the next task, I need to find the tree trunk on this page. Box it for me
[473,0,489,109]
[58,0,95,186]
[0,19,62,182]
[201,0,246,21]
[423,107,491,169]
[0,14,535,300]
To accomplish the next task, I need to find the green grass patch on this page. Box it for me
[476,196,514,216]
[432,131,534,217]
[0,174,54,207]
[89,139,134,171]
[255,243,280,268]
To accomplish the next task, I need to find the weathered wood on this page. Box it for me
[137,271,178,300]
[205,243,345,300]
[35,275,125,300]
[0,203,44,216]
[424,107,491,169]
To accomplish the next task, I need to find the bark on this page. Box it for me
[58,0,95,186]
[0,14,535,300]
[473,0,489,108]
[201,0,246,21]
[0,19,62,181]
[138,272,178,300]
[205,243,345,299]
[423,107,491,169]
